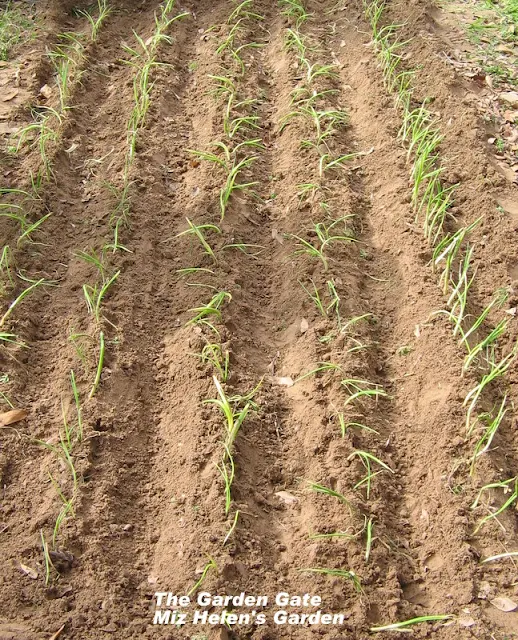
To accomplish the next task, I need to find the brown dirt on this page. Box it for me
[1,0,518,639]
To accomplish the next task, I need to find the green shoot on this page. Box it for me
[223,510,239,545]
[187,291,231,327]
[370,616,453,633]
[348,450,394,499]
[187,556,217,596]
[299,279,326,317]
[83,270,120,324]
[292,216,355,271]
[307,481,350,507]
[0,278,46,327]
[365,517,374,562]
[300,568,362,592]
[80,0,112,42]
[89,331,105,398]
[176,218,221,262]
[40,530,53,586]
[198,343,230,382]
[471,477,518,534]
[70,370,83,442]
[341,378,389,407]
[295,362,341,383]
[470,396,507,475]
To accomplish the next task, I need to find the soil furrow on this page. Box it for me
[0,3,195,637]
[329,2,517,637]
[1,1,518,639]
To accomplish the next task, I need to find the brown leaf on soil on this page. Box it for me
[39,84,52,99]
[0,409,27,426]
[271,228,284,245]
[275,490,298,505]
[499,91,518,108]
[1,89,18,102]
[19,563,38,579]
[458,616,476,627]
[490,596,518,612]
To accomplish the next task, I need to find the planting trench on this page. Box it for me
[0,0,517,639]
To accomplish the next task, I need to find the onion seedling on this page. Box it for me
[370,615,453,633]
[300,568,362,593]
[15,107,61,179]
[299,279,326,317]
[198,343,230,382]
[482,551,518,563]
[280,0,311,27]
[40,531,53,586]
[223,510,240,545]
[80,0,112,41]
[206,376,260,513]
[187,556,217,596]
[295,362,341,383]
[319,152,359,177]
[89,331,105,398]
[463,345,517,434]
[335,413,379,438]
[309,518,366,541]
[83,270,120,325]
[341,378,389,407]
[176,218,221,263]
[0,278,46,327]
[292,215,356,271]
[472,476,518,534]
[470,396,507,475]
[302,61,338,85]
[307,481,350,507]
[187,291,231,327]
[348,450,394,499]
[284,27,307,57]
[0,246,13,294]
[229,0,263,22]
[365,517,374,562]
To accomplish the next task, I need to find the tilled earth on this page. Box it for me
[0,0,518,639]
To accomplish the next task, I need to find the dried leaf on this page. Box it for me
[275,490,298,505]
[499,91,518,108]
[0,409,27,426]
[39,84,52,99]
[458,616,476,627]
[490,597,517,612]
[19,563,38,579]
[273,376,294,387]
[271,228,284,245]
[1,89,18,102]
